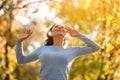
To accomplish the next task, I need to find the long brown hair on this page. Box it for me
[45,24,55,46]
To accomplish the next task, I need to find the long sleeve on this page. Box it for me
[16,42,41,64]
[66,33,100,61]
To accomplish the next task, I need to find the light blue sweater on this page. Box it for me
[16,33,100,80]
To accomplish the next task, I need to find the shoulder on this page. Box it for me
[37,45,46,49]
[34,45,46,52]
[37,45,53,50]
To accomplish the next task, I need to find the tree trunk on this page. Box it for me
[5,42,10,80]
[15,66,20,80]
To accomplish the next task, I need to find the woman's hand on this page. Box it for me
[65,26,79,37]
[17,30,32,42]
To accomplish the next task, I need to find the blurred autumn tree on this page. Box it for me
[0,0,48,80]
[0,0,120,80]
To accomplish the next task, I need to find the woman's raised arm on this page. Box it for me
[65,26,100,61]
[16,30,41,64]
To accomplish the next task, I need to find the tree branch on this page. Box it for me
[0,0,7,10]
[13,0,49,10]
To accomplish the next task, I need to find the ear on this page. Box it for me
[63,36,67,42]
[62,38,65,45]
[48,31,52,36]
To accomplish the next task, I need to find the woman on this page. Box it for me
[16,24,100,80]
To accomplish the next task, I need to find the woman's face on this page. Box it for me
[51,25,66,37]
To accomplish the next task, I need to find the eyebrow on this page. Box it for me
[54,25,64,28]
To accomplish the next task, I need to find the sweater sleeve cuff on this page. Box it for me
[16,41,23,48]
[76,33,86,39]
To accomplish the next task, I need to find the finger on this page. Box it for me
[66,26,73,29]
[26,29,32,34]
[65,27,73,32]
[66,29,72,34]
[29,31,33,35]
[24,27,29,33]
[29,30,33,35]
[65,26,71,30]
[28,29,31,34]
[71,26,75,28]
[27,30,30,34]
[69,26,75,30]
[24,30,28,34]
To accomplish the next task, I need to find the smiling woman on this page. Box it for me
[16,24,100,80]
[45,24,67,46]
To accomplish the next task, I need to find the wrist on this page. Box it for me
[74,33,80,37]
[16,39,22,42]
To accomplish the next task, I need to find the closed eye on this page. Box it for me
[54,26,64,29]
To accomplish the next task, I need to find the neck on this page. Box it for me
[53,36,64,47]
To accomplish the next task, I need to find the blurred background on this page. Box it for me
[0,0,120,80]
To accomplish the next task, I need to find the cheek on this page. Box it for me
[51,30,57,36]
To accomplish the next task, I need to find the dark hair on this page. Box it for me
[45,24,55,46]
